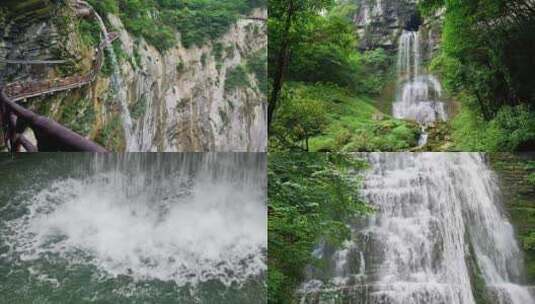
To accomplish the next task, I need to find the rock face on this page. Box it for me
[0,1,267,152]
[489,153,535,285]
[0,1,84,84]
[352,0,442,57]
[353,0,419,51]
[107,10,267,152]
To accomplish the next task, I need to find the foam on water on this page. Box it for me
[4,154,266,287]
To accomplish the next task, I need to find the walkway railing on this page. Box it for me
[0,21,118,152]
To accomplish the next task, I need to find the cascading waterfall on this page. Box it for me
[1,154,266,290]
[299,153,534,304]
[393,30,447,146]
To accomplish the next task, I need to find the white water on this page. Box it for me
[393,31,447,145]
[4,154,266,287]
[300,153,534,304]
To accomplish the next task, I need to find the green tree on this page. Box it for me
[421,0,535,150]
[270,88,328,151]
[268,0,334,128]
[268,153,371,303]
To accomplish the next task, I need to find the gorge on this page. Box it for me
[0,0,267,152]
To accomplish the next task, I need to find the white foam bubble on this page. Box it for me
[7,170,266,287]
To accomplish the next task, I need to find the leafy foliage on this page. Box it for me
[270,87,328,151]
[270,83,420,152]
[421,0,535,150]
[88,0,265,51]
[268,153,371,304]
[269,1,398,149]
[287,11,360,88]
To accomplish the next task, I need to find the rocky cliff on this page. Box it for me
[352,0,442,58]
[0,0,267,152]
[489,153,535,284]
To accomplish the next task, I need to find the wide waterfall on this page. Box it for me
[393,31,447,145]
[299,153,534,304]
[0,153,266,302]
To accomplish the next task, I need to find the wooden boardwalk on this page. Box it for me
[0,2,119,152]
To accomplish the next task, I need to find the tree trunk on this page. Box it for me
[268,1,295,130]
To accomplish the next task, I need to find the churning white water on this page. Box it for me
[4,154,266,287]
[299,153,534,304]
[393,31,447,145]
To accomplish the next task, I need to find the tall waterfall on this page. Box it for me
[299,153,534,304]
[393,31,447,145]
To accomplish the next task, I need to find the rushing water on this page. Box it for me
[299,153,534,304]
[0,153,266,303]
[393,31,447,145]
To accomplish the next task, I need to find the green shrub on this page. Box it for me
[78,19,100,47]
[225,65,249,92]
[334,128,352,148]
[452,103,535,151]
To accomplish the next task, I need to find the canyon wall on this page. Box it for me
[0,1,267,152]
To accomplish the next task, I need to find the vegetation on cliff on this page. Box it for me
[490,154,535,283]
[268,153,371,303]
[87,0,266,51]
[268,1,420,151]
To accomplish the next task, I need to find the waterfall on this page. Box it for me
[77,1,143,151]
[3,153,266,288]
[393,31,447,145]
[299,153,534,304]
